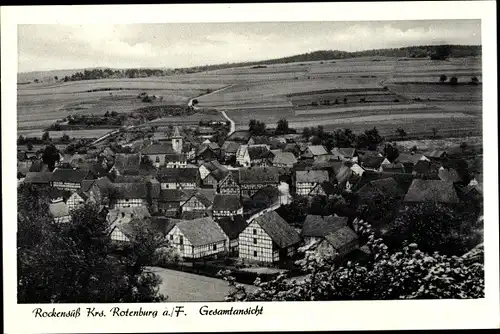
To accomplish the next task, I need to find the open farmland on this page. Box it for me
[193,56,482,139]
[18,56,482,140]
[17,78,227,136]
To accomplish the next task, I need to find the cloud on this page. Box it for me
[17,20,481,72]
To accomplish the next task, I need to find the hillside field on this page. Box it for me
[17,56,482,139]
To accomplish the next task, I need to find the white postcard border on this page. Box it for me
[2,2,498,333]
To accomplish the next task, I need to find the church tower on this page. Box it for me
[172,126,183,154]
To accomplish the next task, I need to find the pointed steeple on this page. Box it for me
[172,126,181,138]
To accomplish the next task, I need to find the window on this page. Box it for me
[179,236,183,245]
[253,251,257,257]
[169,235,173,241]
[253,229,257,235]
[213,244,217,251]
[253,238,257,245]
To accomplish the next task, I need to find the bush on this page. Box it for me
[470,76,479,85]
[152,247,181,267]
[449,76,458,85]
[439,74,447,82]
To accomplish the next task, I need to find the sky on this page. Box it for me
[17,20,481,73]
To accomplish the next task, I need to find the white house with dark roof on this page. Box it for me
[108,183,149,208]
[157,167,198,190]
[180,190,213,213]
[331,147,358,162]
[295,170,329,196]
[239,167,280,197]
[165,217,228,259]
[239,211,301,264]
[51,168,95,191]
[212,194,243,218]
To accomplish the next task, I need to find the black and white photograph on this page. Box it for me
[2,2,499,333]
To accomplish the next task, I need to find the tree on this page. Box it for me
[302,127,311,139]
[396,127,407,140]
[384,202,482,256]
[42,131,50,143]
[18,135,26,145]
[439,74,447,82]
[275,118,291,135]
[431,127,438,139]
[17,185,166,303]
[383,143,399,162]
[356,127,384,151]
[275,197,309,228]
[54,76,58,80]
[470,76,479,85]
[42,143,60,171]
[460,142,468,152]
[219,220,484,301]
[449,76,458,85]
[26,143,34,151]
[60,133,70,143]
[248,119,266,135]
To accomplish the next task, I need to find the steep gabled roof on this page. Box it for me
[306,145,328,156]
[324,227,358,250]
[174,217,227,246]
[301,215,348,238]
[396,153,426,165]
[141,143,175,155]
[182,190,213,208]
[159,189,185,202]
[108,183,148,199]
[213,194,242,211]
[360,156,387,169]
[356,177,404,199]
[272,151,298,166]
[404,179,460,204]
[216,215,247,240]
[296,170,329,183]
[252,211,301,248]
[239,167,279,184]
[157,167,198,183]
[24,172,53,184]
[332,147,356,158]
[221,141,241,154]
[51,168,93,183]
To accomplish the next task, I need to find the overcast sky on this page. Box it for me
[18,20,481,73]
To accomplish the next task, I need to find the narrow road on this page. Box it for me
[188,84,237,136]
[220,110,236,135]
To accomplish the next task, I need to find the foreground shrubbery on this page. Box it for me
[219,220,484,301]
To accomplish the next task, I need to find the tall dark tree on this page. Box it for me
[17,184,166,303]
[275,118,291,135]
[42,143,60,171]
[41,131,50,143]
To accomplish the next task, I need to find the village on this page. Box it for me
[16,113,484,288]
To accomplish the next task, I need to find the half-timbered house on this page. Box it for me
[51,168,95,191]
[239,211,301,264]
[295,170,329,196]
[212,194,243,218]
[165,217,228,259]
[239,167,280,198]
